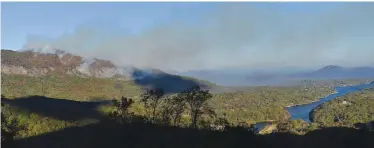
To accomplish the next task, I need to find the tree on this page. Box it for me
[140,88,165,123]
[276,119,309,134]
[159,96,174,125]
[110,96,135,123]
[169,94,187,126]
[211,117,230,131]
[181,86,213,128]
[277,120,292,132]
[1,95,25,147]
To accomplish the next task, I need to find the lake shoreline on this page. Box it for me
[285,100,319,108]
[284,91,338,108]
[288,81,374,121]
[255,81,374,132]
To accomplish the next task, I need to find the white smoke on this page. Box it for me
[76,57,96,76]
[21,3,374,72]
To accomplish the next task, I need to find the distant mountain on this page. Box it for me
[1,49,216,93]
[179,65,374,86]
[293,65,374,80]
[3,49,372,89]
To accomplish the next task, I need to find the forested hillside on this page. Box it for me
[311,88,374,127]
[2,72,341,126]
[2,50,374,148]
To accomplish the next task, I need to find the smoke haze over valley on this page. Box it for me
[2,3,374,74]
[2,3,374,148]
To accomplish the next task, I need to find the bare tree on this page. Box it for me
[161,94,187,126]
[110,96,135,123]
[140,88,165,123]
[181,86,213,128]
[171,95,187,126]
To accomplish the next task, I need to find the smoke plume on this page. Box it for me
[22,3,374,72]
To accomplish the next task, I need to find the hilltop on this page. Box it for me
[1,49,223,94]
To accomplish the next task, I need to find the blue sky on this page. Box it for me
[2,2,216,49]
[2,2,374,71]
[1,2,342,50]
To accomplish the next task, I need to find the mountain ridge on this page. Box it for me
[1,49,218,93]
[3,49,373,88]
[181,65,374,86]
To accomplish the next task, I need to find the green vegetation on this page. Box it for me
[209,85,335,124]
[276,119,320,135]
[1,96,100,139]
[1,100,25,147]
[2,74,340,126]
[2,88,374,148]
[1,74,143,100]
[2,49,374,148]
[2,73,374,148]
[300,79,374,87]
[311,88,374,127]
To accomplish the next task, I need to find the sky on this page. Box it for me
[2,2,374,72]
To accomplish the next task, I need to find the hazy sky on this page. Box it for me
[2,2,374,72]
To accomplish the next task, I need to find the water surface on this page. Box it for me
[255,81,374,131]
[287,81,374,122]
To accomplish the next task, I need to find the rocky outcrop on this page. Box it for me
[1,49,213,94]
[258,124,277,135]
[1,49,136,79]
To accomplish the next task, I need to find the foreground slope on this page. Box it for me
[2,95,374,148]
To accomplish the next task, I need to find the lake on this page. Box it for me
[255,81,374,131]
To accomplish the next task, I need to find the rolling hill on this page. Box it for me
[1,49,221,95]
[292,65,374,80]
[181,65,374,86]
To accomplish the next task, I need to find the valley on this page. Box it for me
[2,2,374,148]
[1,49,374,148]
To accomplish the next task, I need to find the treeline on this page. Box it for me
[3,88,374,148]
[3,74,372,136]
[1,87,255,144]
[0,84,339,141]
[3,81,374,148]
[108,86,249,129]
[2,74,340,126]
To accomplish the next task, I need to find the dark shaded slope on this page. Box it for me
[1,96,111,121]
[3,96,374,148]
[13,119,374,148]
[132,68,214,94]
